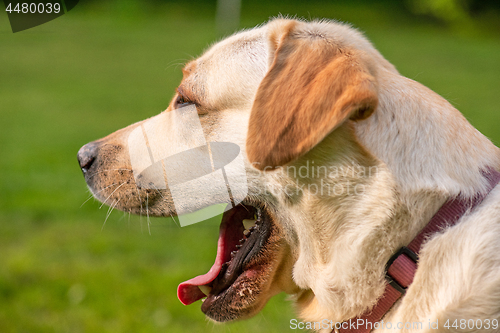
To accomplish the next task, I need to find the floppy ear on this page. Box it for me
[246,20,378,170]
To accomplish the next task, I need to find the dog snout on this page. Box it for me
[77,142,99,175]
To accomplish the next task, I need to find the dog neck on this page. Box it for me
[288,125,442,322]
[355,68,500,199]
[292,69,500,324]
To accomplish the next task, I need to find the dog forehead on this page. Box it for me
[182,28,269,109]
[203,26,268,61]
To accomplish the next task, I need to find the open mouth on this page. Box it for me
[177,202,272,314]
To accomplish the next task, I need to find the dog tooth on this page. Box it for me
[242,219,257,231]
[199,285,212,296]
[236,244,242,249]
[239,239,245,243]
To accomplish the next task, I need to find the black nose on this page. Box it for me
[77,142,99,175]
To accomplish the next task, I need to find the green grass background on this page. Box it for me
[1,1,499,332]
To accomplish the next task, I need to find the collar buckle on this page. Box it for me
[385,246,418,294]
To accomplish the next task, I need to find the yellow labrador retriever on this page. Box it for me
[78,18,500,332]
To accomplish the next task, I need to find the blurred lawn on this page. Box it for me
[0,1,499,332]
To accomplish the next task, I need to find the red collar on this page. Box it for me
[338,168,500,333]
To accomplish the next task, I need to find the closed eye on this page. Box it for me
[173,93,193,109]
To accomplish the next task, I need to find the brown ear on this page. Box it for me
[246,20,378,170]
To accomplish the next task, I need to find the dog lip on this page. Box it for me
[177,202,270,306]
[210,208,269,295]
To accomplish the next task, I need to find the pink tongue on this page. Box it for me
[177,232,227,305]
[177,212,236,305]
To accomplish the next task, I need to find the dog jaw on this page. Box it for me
[200,206,298,321]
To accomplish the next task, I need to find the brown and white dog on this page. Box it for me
[77,18,500,332]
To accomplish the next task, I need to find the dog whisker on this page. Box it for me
[79,194,94,208]
[102,198,120,231]
[99,182,126,209]
[150,183,165,199]
[80,183,119,208]
[167,209,179,227]
[119,211,127,222]
[146,193,151,236]
[139,203,143,234]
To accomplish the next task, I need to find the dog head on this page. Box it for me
[78,18,399,323]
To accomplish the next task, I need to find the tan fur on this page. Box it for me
[80,18,500,332]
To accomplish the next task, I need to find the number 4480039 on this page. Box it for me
[444,319,498,330]
[5,2,61,14]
